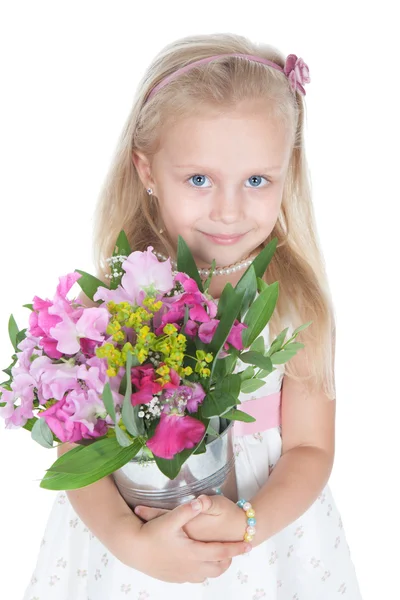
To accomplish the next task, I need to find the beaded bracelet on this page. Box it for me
[237,498,256,543]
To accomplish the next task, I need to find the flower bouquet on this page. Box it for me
[0,231,310,508]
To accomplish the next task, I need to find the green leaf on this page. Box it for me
[201,391,238,418]
[240,378,266,393]
[255,366,274,378]
[209,288,245,358]
[102,382,116,422]
[113,230,132,257]
[121,351,144,436]
[239,351,272,370]
[31,417,54,449]
[266,328,289,356]
[192,439,207,455]
[216,282,235,319]
[176,236,204,292]
[22,303,34,311]
[236,237,277,286]
[8,315,19,351]
[239,365,255,381]
[285,342,305,352]
[270,349,297,364]
[234,265,257,320]
[215,373,241,398]
[222,408,256,423]
[75,270,108,303]
[16,328,27,346]
[292,321,313,337]
[40,437,143,490]
[241,282,279,348]
[115,424,134,447]
[257,277,268,292]
[250,336,265,354]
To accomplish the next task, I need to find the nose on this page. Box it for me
[209,187,245,225]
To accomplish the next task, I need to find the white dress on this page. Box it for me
[22,321,363,600]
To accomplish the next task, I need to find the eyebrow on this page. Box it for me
[172,164,283,173]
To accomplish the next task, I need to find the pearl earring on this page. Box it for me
[159,228,164,234]
[146,187,153,195]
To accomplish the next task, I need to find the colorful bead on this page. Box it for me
[246,526,256,535]
[237,498,256,542]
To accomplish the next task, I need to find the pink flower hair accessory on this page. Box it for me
[145,52,311,103]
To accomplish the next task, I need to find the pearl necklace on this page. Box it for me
[152,250,254,277]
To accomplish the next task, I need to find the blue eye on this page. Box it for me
[188,175,211,188]
[245,176,269,188]
[187,174,269,188]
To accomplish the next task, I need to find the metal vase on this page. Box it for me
[112,418,238,509]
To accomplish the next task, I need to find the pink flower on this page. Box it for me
[49,306,110,356]
[40,394,107,443]
[284,54,310,96]
[29,272,83,359]
[184,383,206,413]
[94,246,174,306]
[30,356,80,401]
[146,413,205,459]
[0,386,34,428]
[198,319,219,344]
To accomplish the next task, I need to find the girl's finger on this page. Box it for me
[134,505,170,521]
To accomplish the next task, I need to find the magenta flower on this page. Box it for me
[198,318,247,349]
[226,321,247,350]
[130,364,162,405]
[155,272,217,336]
[146,413,205,459]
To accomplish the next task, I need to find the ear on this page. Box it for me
[132,150,156,192]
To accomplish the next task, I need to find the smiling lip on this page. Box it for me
[201,232,247,245]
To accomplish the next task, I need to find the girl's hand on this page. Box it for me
[135,494,247,544]
[115,497,250,583]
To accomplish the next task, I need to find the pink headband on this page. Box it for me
[145,53,310,103]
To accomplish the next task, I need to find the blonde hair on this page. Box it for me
[91,32,336,402]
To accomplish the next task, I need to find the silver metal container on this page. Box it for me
[112,419,238,509]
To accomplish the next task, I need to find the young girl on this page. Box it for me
[22,33,363,599]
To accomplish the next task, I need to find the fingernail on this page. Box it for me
[134,506,141,515]
[191,499,201,511]
[244,544,252,553]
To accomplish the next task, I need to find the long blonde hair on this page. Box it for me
[91,32,336,401]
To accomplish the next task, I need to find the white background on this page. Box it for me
[0,2,398,599]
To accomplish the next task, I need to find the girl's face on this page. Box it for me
[134,100,292,273]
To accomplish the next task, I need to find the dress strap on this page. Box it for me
[233,391,282,436]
